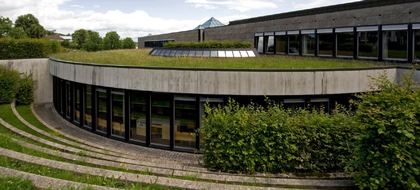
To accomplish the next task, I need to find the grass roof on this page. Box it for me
[51,49,391,69]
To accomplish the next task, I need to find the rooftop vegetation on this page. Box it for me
[52,49,389,69]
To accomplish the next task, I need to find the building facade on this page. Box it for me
[49,0,420,152]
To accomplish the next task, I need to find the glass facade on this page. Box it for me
[255,24,420,62]
[275,34,287,54]
[130,91,147,142]
[84,85,92,128]
[174,96,197,149]
[358,26,378,58]
[111,91,125,138]
[53,77,344,152]
[382,26,407,60]
[288,32,300,55]
[96,89,108,134]
[318,29,333,57]
[302,30,316,55]
[151,93,171,147]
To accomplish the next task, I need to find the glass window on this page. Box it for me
[284,99,305,112]
[318,29,333,57]
[309,98,329,113]
[65,82,71,119]
[288,33,300,55]
[199,97,224,150]
[358,26,379,58]
[175,96,197,149]
[84,85,92,128]
[233,51,241,57]
[275,35,287,54]
[415,30,420,61]
[111,91,125,138]
[218,51,226,57]
[383,30,407,60]
[247,51,256,57]
[257,36,264,53]
[151,93,171,147]
[265,36,274,53]
[74,84,81,124]
[203,51,210,57]
[130,91,147,142]
[302,31,316,55]
[96,89,108,134]
[336,29,354,57]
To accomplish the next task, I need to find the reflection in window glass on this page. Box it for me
[195,51,203,57]
[175,97,196,149]
[276,35,287,54]
[383,30,407,60]
[151,93,171,147]
[84,85,92,128]
[288,35,300,55]
[302,33,316,55]
[188,51,196,56]
[233,51,241,57]
[130,91,147,142]
[240,51,248,57]
[65,82,71,118]
[181,51,189,56]
[202,51,210,57]
[358,31,378,58]
[199,98,224,150]
[96,89,107,134]
[247,51,256,57]
[416,30,420,61]
[318,33,333,56]
[257,36,264,53]
[284,99,305,112]
[210,51,218,57]
[111,92,124,138]
[266,36,274,53]
[225,51,233,57]
[337,32,354,57]
[74,84,81,124]
[309,98,329,113]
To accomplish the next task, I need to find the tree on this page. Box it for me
[14,14,46,38]
[83,30,103,52]
[121,37,136,49]
[9,27,27,39]
[71,29,88,49]
[103,31,121,50]
[0,16,13,37]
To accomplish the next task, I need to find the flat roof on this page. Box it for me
[229,0,418,25]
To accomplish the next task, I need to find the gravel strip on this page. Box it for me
[0,166,119,190]
[0,147,287,190]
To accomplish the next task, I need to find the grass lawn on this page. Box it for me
[51,49,389,69]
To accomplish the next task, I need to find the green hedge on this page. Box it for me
[201,99,358,173]
[163,41,251,48]
[0,65,34,105]
[0,38,62,59]
[348,74,420,189]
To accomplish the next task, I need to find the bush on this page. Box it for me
[0,65,20,103]
[0,37,61,59]
[201,99,357,174]
[163,41,251,48]
[347,74,420,189]
[15,74,35,105]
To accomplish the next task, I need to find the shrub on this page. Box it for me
[163,41,251,48]
[347,74,420,189]
[15,74,35,105]
[201,99,357,174]
[0,37,61,59]
[0,65,20,103]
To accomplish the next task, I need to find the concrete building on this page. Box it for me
[45,0,420,152]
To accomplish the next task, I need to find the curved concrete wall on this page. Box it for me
[0,59,51,104]
[49,59,398,96]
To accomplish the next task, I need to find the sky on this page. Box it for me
[0,0,361,40]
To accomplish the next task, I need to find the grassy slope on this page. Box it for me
[51,49,386,69]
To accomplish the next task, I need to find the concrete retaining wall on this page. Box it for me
[50,59,398,96]
[0,59,52,104]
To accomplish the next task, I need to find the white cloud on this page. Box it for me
[0,0,201,39]
[185,0,278,12]
[70,4,85,9]
[292,0,361,10]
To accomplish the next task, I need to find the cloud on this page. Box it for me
[292,0,361,10]
[185,0,278,12]
[0,0,202,39]
[70,4,85,9]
